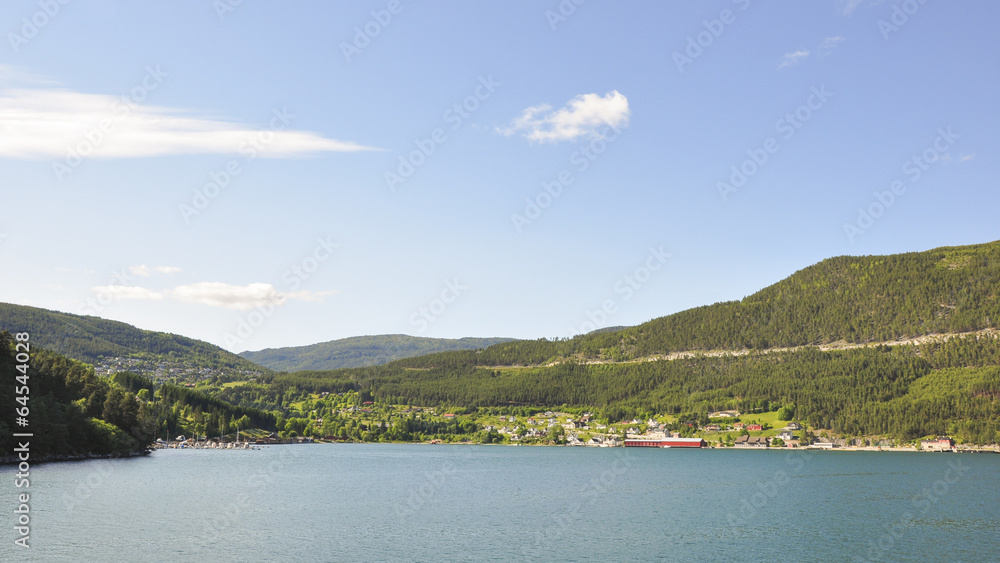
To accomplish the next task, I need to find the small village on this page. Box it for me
[153,391,999,453]
[92,355,265,383]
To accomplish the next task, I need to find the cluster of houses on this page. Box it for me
[731,422,802,448]
[93,356,264,383]
[480,412,625,446]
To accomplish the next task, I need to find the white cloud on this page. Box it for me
[777,51,811,70]
[169,282,337,310]
[960,153,976,162]
[498,90,630,143]
[820,36,846,53]
[0,83,381,160]
[171,282,287,310]
[127,265,181,277]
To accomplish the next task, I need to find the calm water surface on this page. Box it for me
[2,445,999,562]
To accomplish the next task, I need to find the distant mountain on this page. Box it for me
[0,302,267,376]
[240,334,514,371]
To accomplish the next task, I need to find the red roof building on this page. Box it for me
[624,438,706,448]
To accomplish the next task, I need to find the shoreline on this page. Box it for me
[6,442,996,466]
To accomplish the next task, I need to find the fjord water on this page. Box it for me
[2,445,999,562]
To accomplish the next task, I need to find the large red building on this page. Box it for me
[624,437,706,448]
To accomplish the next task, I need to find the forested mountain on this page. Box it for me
[0,331,156,460]
[384,240,1000,367]
[240,334,513,371]
[0,332,277,462]
[612,240,1000,356]
[0,302,267,375]
[225,241,1000,444]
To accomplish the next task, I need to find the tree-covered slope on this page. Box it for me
[0,302,267,374]
[388,240,1000,368]
[239,334,512,371]
[0,331,157,460]
[0,332,278,462]
[611,240,1000,356]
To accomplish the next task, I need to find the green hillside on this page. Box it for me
[239,334,513,371]
[0,331,156,460]
[388,240,1000,367]
[232,240,1000,444]
[0,302,268,377]
[612,240,1000,356]
[0,332,277,462]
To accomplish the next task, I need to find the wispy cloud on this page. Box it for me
[88,281,337,310]
[0,71,381,159]
[498,90,630,143]
[840,0,865,15]
[940,152,974,165]
[285,290,339,302]
[820,36,846,54]
[777,51,811,70]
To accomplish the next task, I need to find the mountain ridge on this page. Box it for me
[0,302,268,378]
[240,334,514,371]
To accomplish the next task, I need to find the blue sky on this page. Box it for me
[0,0,997,352]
